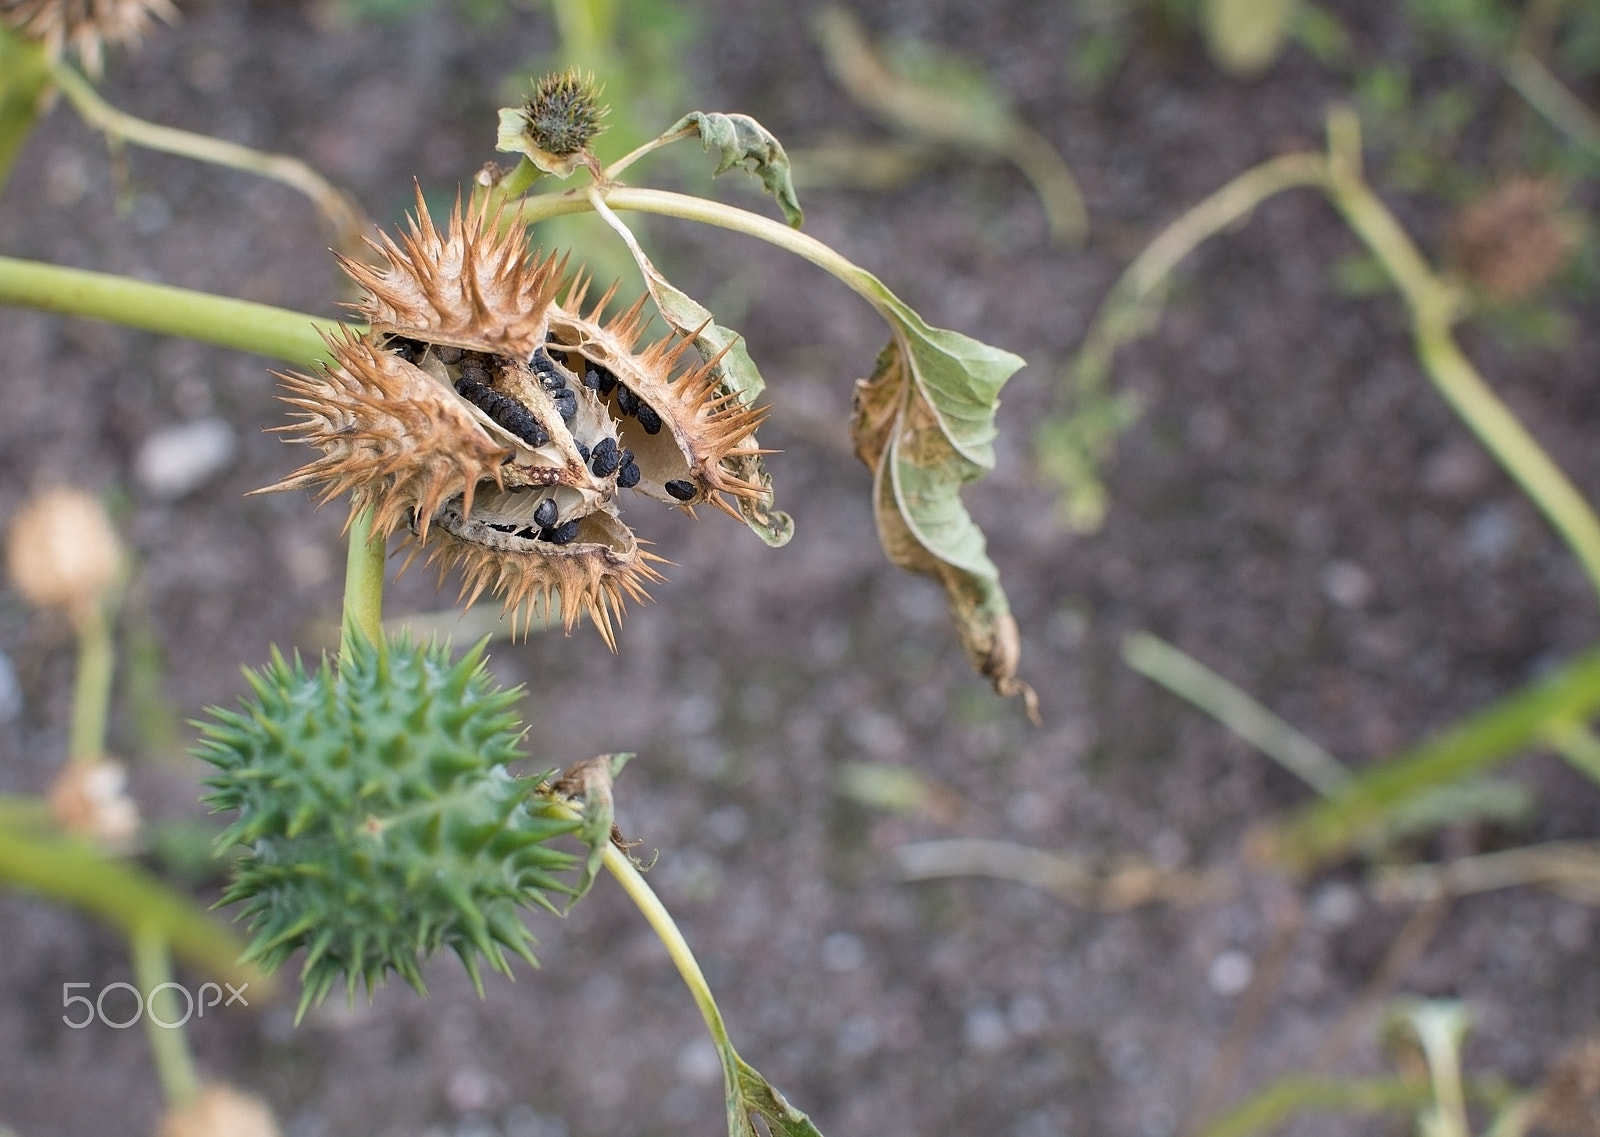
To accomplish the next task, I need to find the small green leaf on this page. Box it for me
[669,111,803,229]
[734,1058,826,1137]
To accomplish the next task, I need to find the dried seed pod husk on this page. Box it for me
[1,0,176,75]
[263,192,761,646]
[5,485,122,628]
[547,276,772,520]
[159,1084,280,1137]
[1448,177,1581,302]
[47,757,140,847]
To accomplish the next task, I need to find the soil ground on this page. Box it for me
[2,2,1599,1136]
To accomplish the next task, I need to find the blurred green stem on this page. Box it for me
[1502,45,1600,155]
[68,601,114,764]
[338,509,386,662]
[0,256,339,367]
[1322,106,1600,605]
[0,823,264,989]
[0,28,51,194]
[48,61,365,245]
[131,926,200,1106]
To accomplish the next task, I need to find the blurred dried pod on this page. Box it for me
[0,0,177,75]
[1447,177,1581,302]
[1535,1037,1600,1137]
[5,486,122,628]
[159,1084,280,1137]
[47,757,139,846]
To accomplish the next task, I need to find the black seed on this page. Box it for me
[615,385,639,417]
[589,437,620,476]
[595,367,618,396]
[554,389,577,421]
[635,402,662,435]
[533,498,559,528]
[582,367,600,390]
[388,337,426,364]
[434,345,464,365]
[620,448,634,467]
[456,381,548,448]
[617,461,640,489]
[576,443,590,462]
[548,519,581,544]
[664,479,696,501]
[532,348,565,390]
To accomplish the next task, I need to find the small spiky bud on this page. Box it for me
[5,485,122,629]
[496,70,608,178]
[196,637,580,1020]
[1,0,176,75]
[159,1084,280,1137]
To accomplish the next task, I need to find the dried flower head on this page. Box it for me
[159,1083,280,1137]
[496,69,608,178]
[5,485,122,628]
[263,192,770,646]
[1448,177,1581,302]
[48,758,140,846]
[1,0,176,75]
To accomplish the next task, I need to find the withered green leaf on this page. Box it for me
[851,317,1038,721]
[668,111,804,229]
[590,194,793,547]
[551,752,634,907]
[732,1058,825,1137]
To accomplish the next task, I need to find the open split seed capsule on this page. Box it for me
[261,191,772,647]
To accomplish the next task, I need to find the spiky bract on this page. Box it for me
[1,0,176,74]
[197,637,579,1019]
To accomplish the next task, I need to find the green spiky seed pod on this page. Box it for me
[196,636,579,1020]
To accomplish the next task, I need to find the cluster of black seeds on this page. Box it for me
[456,377,550,449]
[486,518,581,545]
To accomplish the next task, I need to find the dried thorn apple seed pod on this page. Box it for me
[1,0,177,75]
[260,192,772,646]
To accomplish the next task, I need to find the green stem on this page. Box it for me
[516,186,900,324]
[0,256,339,367]
[130,926,200,1106]
[1502,45,1600,155]
[68,601,115,764]
[601,842,731,1051]
[1321,106,1600,605]
[48,61,366,246]
[338,509,386,662]
[0,28,52,194]
[0,821,265,989]
[603,125,695,181]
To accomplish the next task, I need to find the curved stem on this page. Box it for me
[1322,107,1600,604]
[603,124,695,181]
[0,255,339,367]
[601,842,730,1052]
[48,61,367,248]
[338,509,386,661]
[515,186,899,324]
[131,926,200,1106]
[0,822,265,989]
